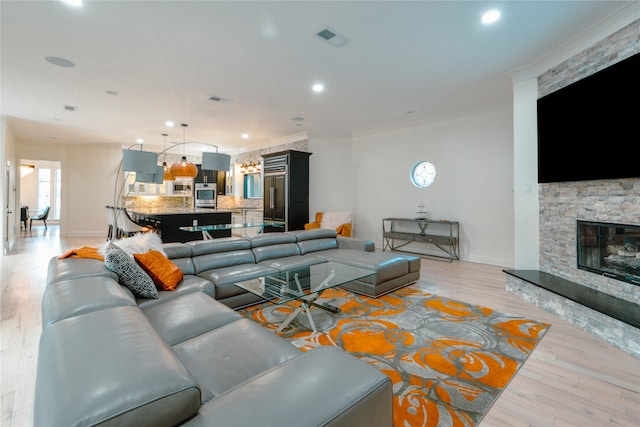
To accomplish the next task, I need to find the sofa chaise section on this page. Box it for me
[183,346,393,427]
[290,229,421,297]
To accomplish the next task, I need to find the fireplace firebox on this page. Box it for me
[577,220,640,286]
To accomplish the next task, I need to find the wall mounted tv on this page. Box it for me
[537,51,640,183]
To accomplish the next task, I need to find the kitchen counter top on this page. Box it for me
[230,207,262,212]
[127,207,232,216]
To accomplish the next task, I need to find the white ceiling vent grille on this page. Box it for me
[64,105,77,112]
[316,27,349,47]
[209,95,231,103]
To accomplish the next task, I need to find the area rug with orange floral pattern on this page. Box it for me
[240,286,550,427]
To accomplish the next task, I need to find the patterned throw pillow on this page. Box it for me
[104,243,158,299]
[134,250,183,291]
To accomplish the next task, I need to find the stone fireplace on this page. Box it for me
[506,180,640,357]
[506,19,640,358]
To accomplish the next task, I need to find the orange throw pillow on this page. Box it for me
[134,250,183,291]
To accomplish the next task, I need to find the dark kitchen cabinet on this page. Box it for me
[264,174,285,221]
[262,150,311,232]
[196,165,226,195]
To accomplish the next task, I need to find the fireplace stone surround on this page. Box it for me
[506,180,640,358]
[505,18,640,359]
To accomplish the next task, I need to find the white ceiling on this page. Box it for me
[1,1,638,155]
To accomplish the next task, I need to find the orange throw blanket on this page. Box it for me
[58,246,104,261]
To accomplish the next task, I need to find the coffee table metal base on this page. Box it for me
[276,271,336,333]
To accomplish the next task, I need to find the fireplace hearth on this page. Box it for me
[577,220,640,286]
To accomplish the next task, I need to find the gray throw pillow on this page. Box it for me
[104,243,158,299]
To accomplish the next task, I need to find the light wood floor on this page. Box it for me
[1,227,639,426]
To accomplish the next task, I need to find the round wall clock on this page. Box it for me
[410,161,436,188]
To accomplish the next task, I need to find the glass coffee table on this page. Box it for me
[179,221,285,239]
[235,261,374,333]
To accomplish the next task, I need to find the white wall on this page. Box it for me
[307,131,354,221]
[512,77,540,269]
[16,139,121,236]
[350,103,514,267]
[9,105,515,266]
[64,144,121,235]
[1,117,18,251]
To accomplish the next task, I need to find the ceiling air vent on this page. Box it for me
[64,105,77,112]
[316,27,349,47]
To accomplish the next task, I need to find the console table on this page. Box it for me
[382,218,459,261]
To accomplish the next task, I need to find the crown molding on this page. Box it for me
[510,3,640,83]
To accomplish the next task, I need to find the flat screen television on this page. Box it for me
[537,51,640,183]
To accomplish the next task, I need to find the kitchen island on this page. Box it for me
[127,207,232,243]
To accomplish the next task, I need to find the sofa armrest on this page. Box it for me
[337,236,375,252]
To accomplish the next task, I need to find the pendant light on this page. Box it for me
[170,123,198,179]
[161,133,174,181]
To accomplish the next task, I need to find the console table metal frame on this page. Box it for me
[382,218,459,262]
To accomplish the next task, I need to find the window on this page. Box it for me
[410,161,436,188]
[36,166,61,220]
[55,169,61,219]
[38,169,51,212]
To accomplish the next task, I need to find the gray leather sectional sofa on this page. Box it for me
[36,229,420,426]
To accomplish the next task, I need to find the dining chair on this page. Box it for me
[105,206,116,240]
[20,206,29,230]
[30,206,50,230]
[115,207,147,238]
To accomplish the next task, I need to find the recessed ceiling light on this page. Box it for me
[165,120,175,127]
[61,0,83,6]
[312,83,325,93]
[481,9,501,25]
[136,138,144,144]
[241,133,249,139]
[45,56,75,67]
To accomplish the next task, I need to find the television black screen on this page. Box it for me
[537,52,640,183]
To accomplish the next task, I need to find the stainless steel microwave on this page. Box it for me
[172,180,193,195]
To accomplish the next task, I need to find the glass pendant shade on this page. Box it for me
[162,162,174,181]
[170,156,198,178]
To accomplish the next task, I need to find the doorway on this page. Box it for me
[4,161,10,255]
[20,159,62,230]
